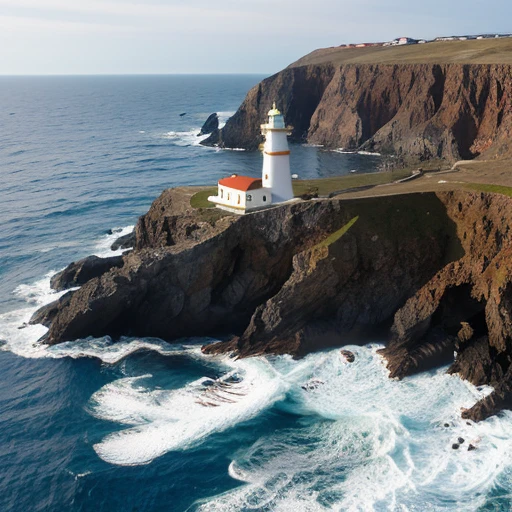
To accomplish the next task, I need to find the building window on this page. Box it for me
[265,174,268,180]
[227,192,230,201]
[237,194,241,205]
[247,195,252,201]
[263,195,267,202]
[220,189,223,199]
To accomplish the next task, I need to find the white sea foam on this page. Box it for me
[164,129,209,147]
[357,150,382,156]
[333,148,354,154]
[90,355,286,466]
[331,149,382,157]
[195,347,512,512]
[93,224,134,257]
[5,264,512,510]
[1,225,136,359]
[217,111,235,129]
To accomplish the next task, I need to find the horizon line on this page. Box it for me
[0,72,273,77]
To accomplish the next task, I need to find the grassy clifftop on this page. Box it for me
[290,38,512,67]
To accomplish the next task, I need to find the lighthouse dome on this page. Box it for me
[267,102,285,128]
[268,102,281,116]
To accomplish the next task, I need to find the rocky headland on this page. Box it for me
[27,38,512,421]
[203,39,512,163]
[30,185,512,422]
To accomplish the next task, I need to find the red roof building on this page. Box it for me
[218,176,262,191]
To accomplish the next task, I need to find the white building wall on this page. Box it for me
[261,121,294,203]
[208,185,272,212]
[217,185,246,209]
[246,188,271,209]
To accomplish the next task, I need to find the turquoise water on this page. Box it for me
[1,75,511,511]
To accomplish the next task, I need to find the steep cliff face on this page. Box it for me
[205,63,512,162]
[39,191,457,351]
[33,187,512,420]
[380,190,512,421]
[203,65,336,149]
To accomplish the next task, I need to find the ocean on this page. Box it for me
[0,75,511,512]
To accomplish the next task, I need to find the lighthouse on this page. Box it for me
[208,102,295,214]
[260,102,294,203]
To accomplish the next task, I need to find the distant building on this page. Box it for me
[389,37,419,46]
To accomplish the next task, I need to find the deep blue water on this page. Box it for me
[1,75,511,512]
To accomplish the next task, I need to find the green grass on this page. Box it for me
[315,216,359,249]
[190,188,218,208]
[292,169,412,197]
[464,183,512,197]
[291,38,512,68]
[190,171,414,209]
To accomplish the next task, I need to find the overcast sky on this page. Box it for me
[0,0,510,75]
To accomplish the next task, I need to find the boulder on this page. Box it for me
[29,291,75,327]
[111,231,135,251]
[50,255,124,291]
[198,113,219,136]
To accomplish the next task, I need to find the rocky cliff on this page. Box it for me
[38,190,459,350]
[380,190,512,422]
[33,188,512,421]
[203,62,512,162]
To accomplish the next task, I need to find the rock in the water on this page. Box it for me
[29,291,75,327]
[111,232,135,251]
[468,444,477,451]
[50,255,124,291]
[452,443,459,450]
[458,437,465,444]
[341,349,355,363]
[198,113,219,136]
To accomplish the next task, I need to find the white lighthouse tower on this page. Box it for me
[207,102,295,214]
[261,103,294,203]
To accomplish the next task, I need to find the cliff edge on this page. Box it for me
[203,39,512,162]
[32,187,512,421]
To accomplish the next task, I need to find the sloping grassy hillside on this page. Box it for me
[290,38,512,67]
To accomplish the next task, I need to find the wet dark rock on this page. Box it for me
[198,113,219,136]
[458,437,465,444]
[50,255,124,291]
[111,232,135,251]
[29,291,75,327]
[179,112,186,117]
[452,443,459,450]
[341,349,355,363]
[444,423,450,428]
[468,444,477,451]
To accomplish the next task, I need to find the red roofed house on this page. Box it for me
[208,103,294,214]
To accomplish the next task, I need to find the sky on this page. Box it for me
[0,0,510,75]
